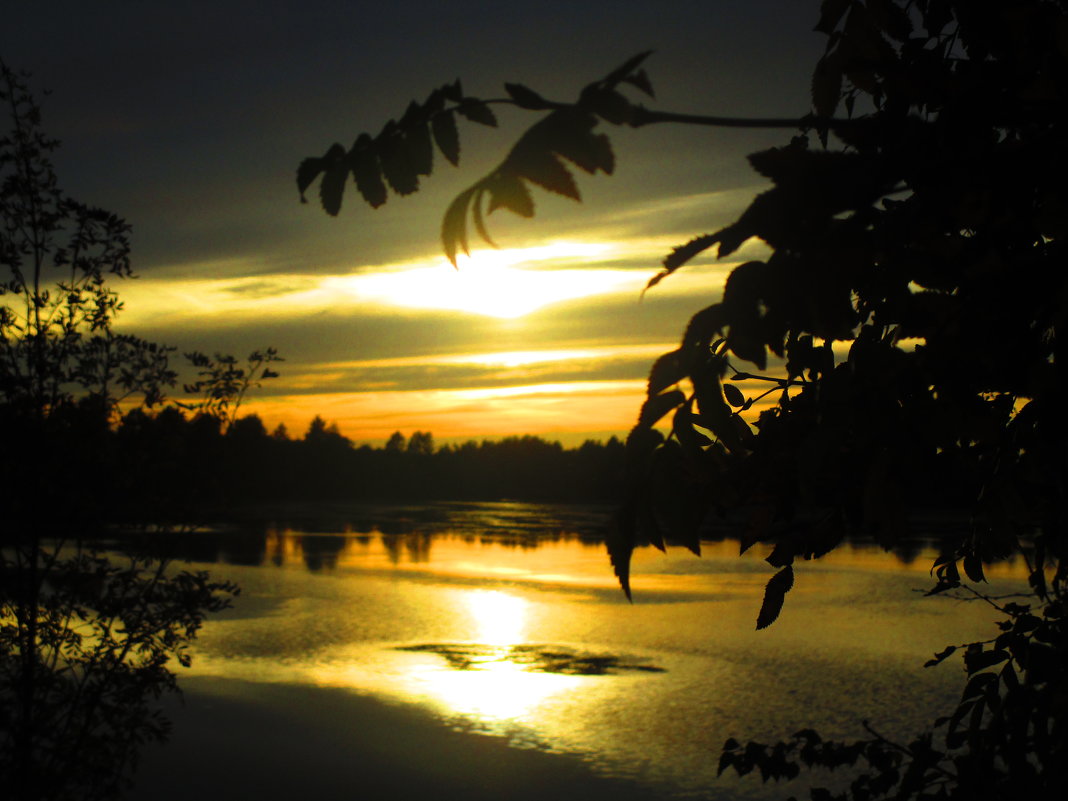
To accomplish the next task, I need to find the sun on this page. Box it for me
[332,242,644,319]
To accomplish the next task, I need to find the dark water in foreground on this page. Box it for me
[127,502,1026,800]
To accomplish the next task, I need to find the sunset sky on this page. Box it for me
[3,1,824,445]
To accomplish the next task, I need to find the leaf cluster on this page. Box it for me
[719,566,1067,800]
[181,347,282,431]
[1,60,176,419]
[0,547,237,801]
[1,61,276,801]
[298,52,657,263]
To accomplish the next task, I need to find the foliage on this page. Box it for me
[299,0,1068,796]
[182,347,282,431]
[0,60,249,801]
[0,550,236,801]
[0,60,175,418]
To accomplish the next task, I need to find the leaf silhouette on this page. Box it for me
[638,389,685,429]
[868,0,913,41]
[431,110,460,166]
[693,369,746,453]
[813,52,843,114]
[297,155,326,202]
[318,144,347,216]
[647,233,719,290]
[442,186,478,264]
[378,122,420,195]
[756,565,794,630]
[647,349,687,396]
[673,399,712,456]
[608,511,635,601]
[508,133,581,200]
[722,382,745,408]
[599,50,654,89]
[548,112,615,175]
[622,68,655,98]
[350,134,387,208]
[486,171,534,217]
[814,0,851,34]
[469,188,495,248]
[924,645,957,668]
[399,101,434,176]
[504,82,554,110]
[456,99,498,127]
[441,78,462,103]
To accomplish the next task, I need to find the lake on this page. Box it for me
[127,501,1026,800]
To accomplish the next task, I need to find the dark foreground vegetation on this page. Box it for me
[302,1,1068,798]
[0,61,249,801]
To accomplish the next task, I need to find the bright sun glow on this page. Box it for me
[329,242,642,319]
[467,589,526,644]
[393,589,584,722]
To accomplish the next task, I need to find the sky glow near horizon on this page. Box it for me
[4,1,825,445]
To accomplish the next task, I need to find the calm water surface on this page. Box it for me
[137,502,1027,799]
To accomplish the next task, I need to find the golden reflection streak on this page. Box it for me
[401,590,586,723]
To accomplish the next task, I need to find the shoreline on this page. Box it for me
[130,676,684,801]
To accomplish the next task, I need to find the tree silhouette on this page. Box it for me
[299,1,1067,797]
[0,61,244,801]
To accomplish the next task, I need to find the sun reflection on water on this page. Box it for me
[467,589,526,644]
[396,589,586,724]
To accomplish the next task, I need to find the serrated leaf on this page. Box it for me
[350,135,387,208]
[486,172,534,217]
[509,148,579,200]
[647,349,687,396]
[547,111,614,175]
[296,156,325,201]
[469,187,495,248]
[378,123,419,195]
[422,88,445,117]
[756,565,794,629]
[638,389,685,429]
[456,99,498,127]
[431,110,460,166]
[646,233,718,292]
[667,233,719,271]
[318,143,347,216]
[442,186,477,265]
[504,82,553,110]
[403,120,433,177]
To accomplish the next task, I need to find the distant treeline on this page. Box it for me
[109,408,626,521]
